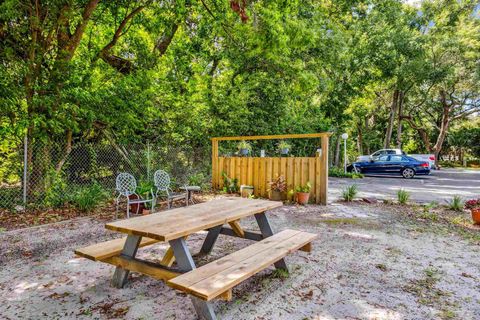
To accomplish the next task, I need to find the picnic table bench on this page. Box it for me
[75,197,317,320]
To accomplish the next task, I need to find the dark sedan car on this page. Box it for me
[347,155,430,179]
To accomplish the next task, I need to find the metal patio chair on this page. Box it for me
[154,170,188,209]
[115,172,154,219]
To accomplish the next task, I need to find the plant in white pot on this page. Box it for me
[278,140,291,155]
[237,140,252,156]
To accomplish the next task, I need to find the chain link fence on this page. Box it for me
[0,137,211,211]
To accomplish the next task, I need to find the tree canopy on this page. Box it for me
[1,0,479,168]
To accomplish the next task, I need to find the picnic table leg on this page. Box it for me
[200,225,223,254]
[111,235,141,288]
[169,237,217,320]
[254,212,289,272]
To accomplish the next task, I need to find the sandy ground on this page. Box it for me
[1,202,479,320]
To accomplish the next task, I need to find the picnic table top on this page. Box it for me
[105,197,282,241]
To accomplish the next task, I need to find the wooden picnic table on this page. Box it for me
[76,197,317,320]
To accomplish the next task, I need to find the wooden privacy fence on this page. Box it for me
[211,133,331,204]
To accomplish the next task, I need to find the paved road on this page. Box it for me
[329,168,480,204]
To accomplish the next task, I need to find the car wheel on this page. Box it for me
[402,168,415,179]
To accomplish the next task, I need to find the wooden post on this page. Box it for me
[211,138,219,189]
[319,135,329,205]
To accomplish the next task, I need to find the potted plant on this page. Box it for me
[295,182,311,205]
[465,198,480,225]
[268,176,286,201]
[278,140,291,155]
[237,140,252,156]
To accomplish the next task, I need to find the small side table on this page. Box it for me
[181,186,201,205]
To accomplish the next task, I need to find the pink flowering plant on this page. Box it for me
[464,199,480,210]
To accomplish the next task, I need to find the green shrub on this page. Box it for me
[341,184,358,202]
[188,172,210,190]
[329,167,363,179]
[397,189,410,205]
[222,171,239,193]
[70,183,109,212]
[43,170,69,208]
[447,195,464,212]
[136,180,155,197]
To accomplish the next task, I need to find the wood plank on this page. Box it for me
[167,229,317,301]
[235,157,241,182]
[259,158,266,197]
[241,157,247,185]
[308,158,316,200]
[280,157,287,181]
[247,157,253,186]
[320,136,329,205]
[228,220,245,238]
[160,236,189,267]
[294,158,301,191]
[103,256,179,281]
[218,157,224,189]
[167,229,300,288]
[160,247,175,267]
[315,156,321,204]
[272,158,280,180]
[220,290,232,301]
[213,133,333,141]
[302,158,309,188]
[212,139,218,188]
[229,157,236,182]
[265,157,273,198]
[105,198,283,241]
[286,158,294,201]
[75,237,159,261]
[253,158,260,196]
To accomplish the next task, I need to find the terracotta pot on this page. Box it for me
[270,190,285,201]
[142,209,151,215]
[471,208,480,225]
[296,192,310,205]
[128,194,145,213]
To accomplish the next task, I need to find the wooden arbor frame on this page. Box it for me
[211,133,331,204]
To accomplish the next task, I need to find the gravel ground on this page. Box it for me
[1,201,479,320]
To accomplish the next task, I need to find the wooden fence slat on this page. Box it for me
[218,157,224,189]
[247,158,253,186]
[315,156,321,204]
[302,158,309,187]
[294,158,301,190]
[272,158,280,180]
[240,157,247,185]
[309,158,315,200]
[266,158,273,197]
[259,158,266,197]
[253,158,259,196]
[287,158,294,200]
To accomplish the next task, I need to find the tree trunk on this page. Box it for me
[384,89,399,148]
[433,90,451,167]
[396,91,404,149]
[55,129,73,173]
[334,135,341,167]
[357,122,363,155]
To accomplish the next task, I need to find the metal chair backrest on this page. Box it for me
[116,172,137,196]
[154,170,170,192]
